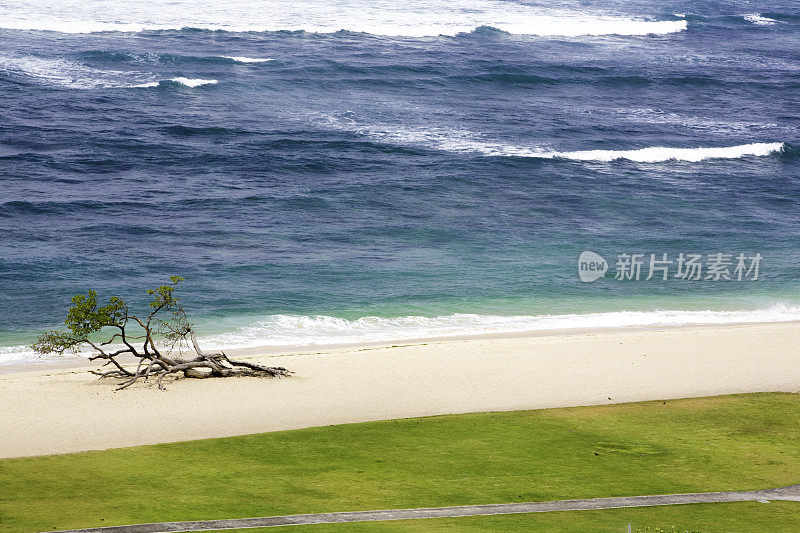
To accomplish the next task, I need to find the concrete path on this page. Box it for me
[49,485,800,533]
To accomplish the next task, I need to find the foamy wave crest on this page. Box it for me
[0,54,157,89]
[543,142,785,162]
[743,14,781,26]
[0,54,219,90]
[168,77,218,87]
[222,56,274,63]
[358,126,784,162]
[0,0,687,37]
[4,306,800,364]
[496,19,685,37]
[132,77,219,88]
[0,19,175,34]
[0,345,44,365]
[194,305,800,351]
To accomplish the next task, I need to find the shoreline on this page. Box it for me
[3,318,800,376]
[1,321,799,459]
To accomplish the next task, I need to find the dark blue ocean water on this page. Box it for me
[1,0,799,359]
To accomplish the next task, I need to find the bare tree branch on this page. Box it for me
[31,277,292,390]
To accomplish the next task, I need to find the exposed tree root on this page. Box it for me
[93,353,292,391]
[92,336,292,390]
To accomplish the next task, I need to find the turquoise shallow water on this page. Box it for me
[0,0,799,361]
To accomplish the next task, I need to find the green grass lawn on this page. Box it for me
[1,393,799,532]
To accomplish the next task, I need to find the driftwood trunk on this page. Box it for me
[91,329,291,390]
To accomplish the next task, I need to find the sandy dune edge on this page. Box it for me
[1,323,798,458]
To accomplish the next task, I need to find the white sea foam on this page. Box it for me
[197,306,800,349]
[199,307,800,350]
[222,56,274,63]
[0,53,156,89]
[168,77,218,87]
[742,14,780,26]
[0,19,175,34]
[130,78,219,88]
[0,54,220,89]
[130,81,161,88]
[4,305,800,364]
[357,125,785,162]
[544,142,785,162]
[0,0,687,37]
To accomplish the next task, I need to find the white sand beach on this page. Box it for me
[1,322,799,459]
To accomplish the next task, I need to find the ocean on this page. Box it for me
[1,0,798,364]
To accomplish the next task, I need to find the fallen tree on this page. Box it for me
[32,276,291,390]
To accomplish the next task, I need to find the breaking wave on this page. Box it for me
[742,14,782,26]
[4,306,800,364]
[0,0,687,37]
[0,55,219,89]
[222,56,274,63]
[133,77,219,88]
[199,306,800,349]
[358,126,785,162]
[526,142,785,162]
[0,54,154,89]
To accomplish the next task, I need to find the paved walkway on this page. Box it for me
[51,485,800,533]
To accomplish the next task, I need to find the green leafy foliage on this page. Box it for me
[30,329,80,355]
[31,291,126,354]
[147,275,184,310]
[31,278,184,356]
[64,291,126,337]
